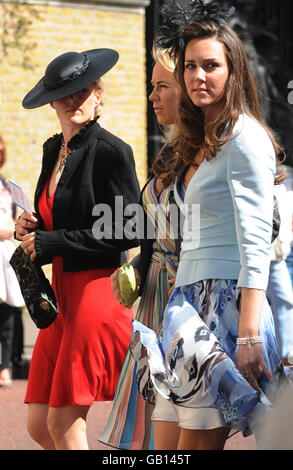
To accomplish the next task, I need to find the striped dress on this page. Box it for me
[99,177,178,449]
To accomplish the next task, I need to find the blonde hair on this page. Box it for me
[152,45,176,73]
[93,78,104,118]
[151,45,181,187]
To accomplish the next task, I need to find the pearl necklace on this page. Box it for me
[56,138,69,184]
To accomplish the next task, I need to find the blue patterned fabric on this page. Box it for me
[99,178,177,449]
[131,279,290,436]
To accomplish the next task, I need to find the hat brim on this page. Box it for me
[22,49,119,109]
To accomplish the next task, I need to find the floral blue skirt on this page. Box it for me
[131,280,290,436]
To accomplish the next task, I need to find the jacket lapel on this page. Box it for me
[34,135,61,209]
[59,144,86,186]
[57,120,99,187]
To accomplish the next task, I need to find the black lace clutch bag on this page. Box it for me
[9,246,58,329]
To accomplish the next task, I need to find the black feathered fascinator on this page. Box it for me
[155,0,235,58]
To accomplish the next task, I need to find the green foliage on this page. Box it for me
[1,0,41,69]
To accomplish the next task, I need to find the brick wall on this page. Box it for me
[0,1,147,208]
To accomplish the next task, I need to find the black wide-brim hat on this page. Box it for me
[22,48,119,109]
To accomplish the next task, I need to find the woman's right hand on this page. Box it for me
[237,343,273,393]
[111,266,141,304]
[14,212,38,241]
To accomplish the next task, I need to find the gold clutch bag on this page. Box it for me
[118,263,139,308]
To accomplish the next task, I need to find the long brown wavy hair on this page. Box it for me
[164,20,283,174]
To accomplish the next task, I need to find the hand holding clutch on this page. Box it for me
[118,263,139,308]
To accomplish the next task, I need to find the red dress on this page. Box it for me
[25,180,134,407]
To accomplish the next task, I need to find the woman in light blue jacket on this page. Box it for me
[131,4,291,451]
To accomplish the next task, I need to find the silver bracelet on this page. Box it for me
[236,336,262,348]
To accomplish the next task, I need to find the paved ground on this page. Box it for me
[0,380,256,451]
[0,311,257,451]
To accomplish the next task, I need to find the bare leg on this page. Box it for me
[27,403,56,450]
[47,405,90,450]
[154,420,180,450]
[142,402,155,450]
[177,426,230,450]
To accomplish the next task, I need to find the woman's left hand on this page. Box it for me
[237,343,273,393]
[20,231,37,261]
[237,287,273,392]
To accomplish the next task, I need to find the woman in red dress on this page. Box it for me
[14,49,140,450]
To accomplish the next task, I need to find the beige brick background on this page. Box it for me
[0,1,147,210]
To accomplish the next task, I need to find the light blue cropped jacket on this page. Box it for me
[174,114,276,290]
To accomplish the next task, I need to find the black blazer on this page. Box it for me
[34,119,141,271]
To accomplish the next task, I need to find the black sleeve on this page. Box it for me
[34,142,141,261]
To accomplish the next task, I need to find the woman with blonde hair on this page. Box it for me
[100,47,182,450]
